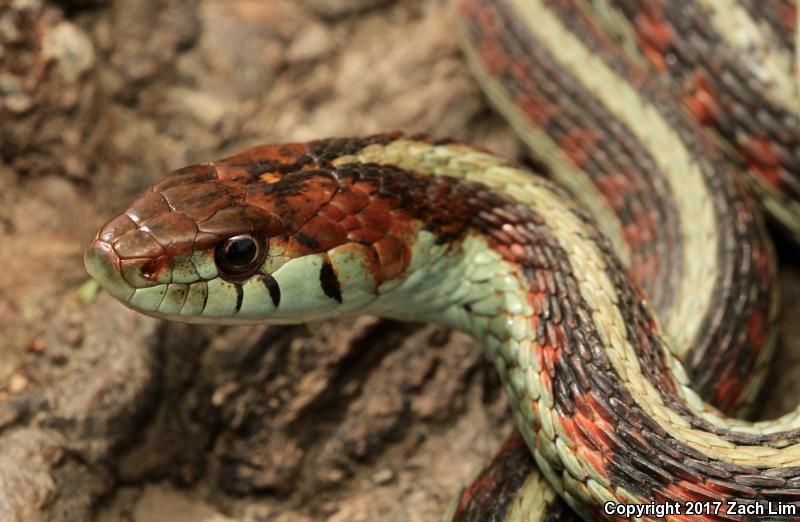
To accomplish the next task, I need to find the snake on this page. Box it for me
[83,0,800,520]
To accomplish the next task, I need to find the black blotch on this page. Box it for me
[260,274,281,307]
[234,283,244,312]
[319,261,343,303]
[229,154,313,177]
[296,232,320,250]
[463,303,472,312]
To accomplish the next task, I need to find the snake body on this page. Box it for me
[85,1,800,521]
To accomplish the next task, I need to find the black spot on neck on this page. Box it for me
[260,274,281,307]
[320,260,343,303]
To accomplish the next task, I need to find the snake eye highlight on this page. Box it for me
[214,234,267,279]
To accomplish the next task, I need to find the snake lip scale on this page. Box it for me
[86,0,800,520]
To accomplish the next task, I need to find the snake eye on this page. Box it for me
[214,234,267,279]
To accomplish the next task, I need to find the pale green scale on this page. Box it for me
[389,264,431,297]
[440,305,468,333]
[515,339,532,371]
[507,390,524,422]
[412,271,458,304]
[537,441,564,491]
[513,399,536,441]
[158,283,189,314]
[336,290,379,314]
[552,413,573,446]
[471,315,492,342]
[587,478,615,505]
[525,367,541,402]
[447,278,482,304]
[237,276,278,317]
[180,282,207,316]
[191,250,218,280]
[130,285,168,311]
[491,273,519,292]
[538,373,555,410]
[409,275,451,309]
[504,291,529,315]
[489,315,514,341]
[538,401,556,440]
[375,275,403,295]
[372,232,464,319]
[509,314,531,342]
[560,487,588,522]
[555,438,585,481]
[483,332,503,361]
[534,450,564,495]
[519,392,538,430]
[584,461,611,488]
[203,278,240,316]
[470,292,506,315]
[270,255,340,319]
[467,262,502,283]
[171,255,199,284]
[403,229,440,272]
[509,367,528,400]
[494,354,508,377]
[500,335,519,365]
[506,471,558,521]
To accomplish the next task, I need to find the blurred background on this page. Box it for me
[1,1,799,520]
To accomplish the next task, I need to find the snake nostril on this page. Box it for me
[141,255,172,281]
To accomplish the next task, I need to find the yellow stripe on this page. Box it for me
[507,471,558,522]
[455,17,632,268]
[509,171,800,467]
[796,0,800,104]
[507,0,719,359]
[697,0,799,115]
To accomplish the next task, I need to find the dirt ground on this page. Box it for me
[1,1,800,521]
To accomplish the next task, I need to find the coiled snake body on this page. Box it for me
[86,1,800,520]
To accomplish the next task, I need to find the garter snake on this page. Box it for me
[85,1,800,520]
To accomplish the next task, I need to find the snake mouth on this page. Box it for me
[84,239,136,303]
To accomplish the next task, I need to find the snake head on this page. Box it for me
[85,157,293,323]
[84,137,438,324]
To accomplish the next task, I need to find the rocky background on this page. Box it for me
[1,1,799,521]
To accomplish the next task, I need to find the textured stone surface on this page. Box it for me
[0,0,798,520]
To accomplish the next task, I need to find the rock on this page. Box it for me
[372,468,395,485]
[5,92,33,114]
[42,22,96,83]
[287,23,334,63]
[300,0,395,18]
[167,87,231,127]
